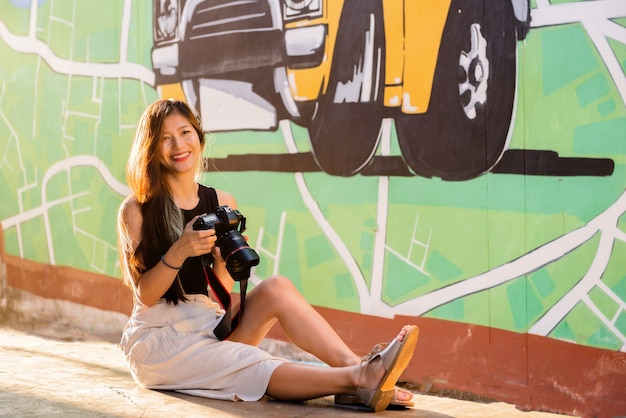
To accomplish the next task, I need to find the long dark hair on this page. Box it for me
[120,99,205,304]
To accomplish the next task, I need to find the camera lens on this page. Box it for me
[217,230,260,281]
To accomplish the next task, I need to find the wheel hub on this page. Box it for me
[458,23,489,119]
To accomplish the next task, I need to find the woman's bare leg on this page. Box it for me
[228,276,415,404]
[266,363,357,401]
[266,325,414,402]
[228,276,359,367]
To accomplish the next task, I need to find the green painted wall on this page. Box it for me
[1,0,625,354]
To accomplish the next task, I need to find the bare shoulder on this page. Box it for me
[118,195,143,228]
[119,195,141,217]
[118,195,143,250]
[216,189,237,208]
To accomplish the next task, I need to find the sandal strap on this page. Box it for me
[360,342,389,364]
[356,342,390,389]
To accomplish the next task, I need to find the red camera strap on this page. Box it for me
[198,186,248,340]
[201,260,247,340]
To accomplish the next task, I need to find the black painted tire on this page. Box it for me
[396,0,518,180]
[304,0,385,176]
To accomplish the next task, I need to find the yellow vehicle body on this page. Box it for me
[285,0,451,115]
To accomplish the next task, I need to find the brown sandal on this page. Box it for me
[353,325,419,411]
[335,386,415,409]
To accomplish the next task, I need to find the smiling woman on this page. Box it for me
[116,98,420,411]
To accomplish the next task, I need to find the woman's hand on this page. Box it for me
[167,215,218,264]
[211,244,224,263]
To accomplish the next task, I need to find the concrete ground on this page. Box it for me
[0,324,573,418]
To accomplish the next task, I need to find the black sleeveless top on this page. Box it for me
[176,184,219,296]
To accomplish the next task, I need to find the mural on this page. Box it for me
[0,0,625,411]
[154,0,625,350]
[154,0,535,180]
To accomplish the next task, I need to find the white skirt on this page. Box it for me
[119,294,286,401]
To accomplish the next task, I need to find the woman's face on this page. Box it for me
[159,111,203,176]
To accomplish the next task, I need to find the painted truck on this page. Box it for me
[151,0,531,180]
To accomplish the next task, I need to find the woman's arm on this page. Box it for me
[118,196,217,306]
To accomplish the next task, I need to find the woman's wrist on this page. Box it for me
[160,254,183,270]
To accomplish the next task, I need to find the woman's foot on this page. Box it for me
[394,387,414,406]
[335,386,415,409]
[354,325,419,411]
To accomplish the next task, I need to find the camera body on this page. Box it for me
[192,205,259,281]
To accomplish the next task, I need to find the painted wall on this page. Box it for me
[0,0,625,416]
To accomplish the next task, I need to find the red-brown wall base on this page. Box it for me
[5,254,133,316]
[4,255,625,417]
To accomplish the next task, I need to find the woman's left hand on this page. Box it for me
[211,245,224,263]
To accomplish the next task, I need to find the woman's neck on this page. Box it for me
[166,174,199,210]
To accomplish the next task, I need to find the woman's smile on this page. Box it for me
[172,151,191,161]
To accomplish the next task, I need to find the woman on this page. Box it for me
[117,98,419,412]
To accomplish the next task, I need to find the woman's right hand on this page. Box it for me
[167,215,218,264]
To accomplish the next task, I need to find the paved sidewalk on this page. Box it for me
[0,326,570,418]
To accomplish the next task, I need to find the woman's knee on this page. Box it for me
[255,275,299,300]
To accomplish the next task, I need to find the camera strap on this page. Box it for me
[201,256,247,340]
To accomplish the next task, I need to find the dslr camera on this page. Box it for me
[192,205,260,281]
